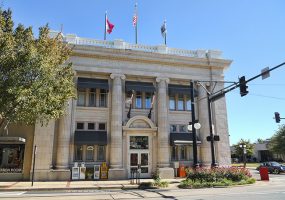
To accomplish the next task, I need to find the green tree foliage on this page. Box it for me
[233,139,254,159]
[268,125,285,155]
[0,8,75,130]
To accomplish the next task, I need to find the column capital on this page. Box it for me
[156,77,169,83]
[110,73,126,80]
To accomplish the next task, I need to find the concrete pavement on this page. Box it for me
[0,178,181,192]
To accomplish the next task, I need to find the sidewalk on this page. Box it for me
[0,178,182,192]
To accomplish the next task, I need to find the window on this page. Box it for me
[88,89,96,107]
[86,146,94,161]
[76,122,84,130]
[126,91,154,110]
[171,146,178,161]
[171,146,187,161]
[74,145,83,161]
[98,123,106,131]
[88,123,95,130]
[168,94,191,111]
[170,125,177,132]
[180,146,186,160]
[145,92,152,109]
[186,97,191,111]
[0,144,25,172]
[97,145,106,161]
[169,95,176,110]
[99,89,107,107]
[135,91,142,108]
[77,87,108,107]
[179,125,187,133]
[130,136,149,149]
[177,95,184,110]
[77,89,86,106]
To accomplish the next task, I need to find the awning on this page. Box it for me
[77,77,109,90]
[168,84,198,97]
[0,137,26,144]
[74,131,107,145]
[125,81,155,93]
[170,132,200,146]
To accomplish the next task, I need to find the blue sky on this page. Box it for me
[3,0,285,145]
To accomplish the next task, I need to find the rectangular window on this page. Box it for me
[98,123,106,131]
[88,123,95,130]
[130,136,149,149]
[0,144,25,172]
[74,145,83,161]
[77,89,86,106]
[186,96,191,111]
[171,146,178,161]
[88,89,96,107]
[179,125,187,133]
[86,146,94,161]
[76,122,84,130]
[177,95,184,110]
[99,89,107,107]
[97,145,106,161]
[169,95,176,110]
[135,91,142,108]
[180,146,186,160]
[145,92,152,109]
[170,125,177,132]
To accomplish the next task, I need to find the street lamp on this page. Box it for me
[187,120,201,168]
[189,81,201,168]
[239,144,247,168]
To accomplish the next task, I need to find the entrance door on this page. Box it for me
[129,152,150,178]
[128,135,152,178]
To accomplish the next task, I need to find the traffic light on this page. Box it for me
[274,112,280,123]
[239,76,248,97]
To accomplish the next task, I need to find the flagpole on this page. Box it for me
[164,20,167,45]
[135,3,138,44]
[104,11,107,40]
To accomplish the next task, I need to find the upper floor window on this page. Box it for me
[125,81,155,110]
[168,84,194,111]
[77,78,109,107]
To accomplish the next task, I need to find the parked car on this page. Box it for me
[256,161,285,174]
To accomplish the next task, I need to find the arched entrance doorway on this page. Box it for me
[123,116,157,178]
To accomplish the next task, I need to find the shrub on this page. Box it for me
[180,167,255,189]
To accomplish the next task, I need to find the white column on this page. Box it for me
[56,99,72,169]
[156,77,170,168]
[197,84,211,166]
[110,73,125,169]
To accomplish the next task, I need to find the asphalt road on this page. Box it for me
[0,170,284,200]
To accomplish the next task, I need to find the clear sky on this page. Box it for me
[3,0,285,145]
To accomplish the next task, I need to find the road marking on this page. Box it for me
[0,191,26,196]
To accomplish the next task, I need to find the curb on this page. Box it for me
[0,185,140,192]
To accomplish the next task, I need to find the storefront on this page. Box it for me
[0,137,26,179]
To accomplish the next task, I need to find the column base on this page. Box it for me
[158,167,174,179]
[108,168,127,180]
[49,169,71,181]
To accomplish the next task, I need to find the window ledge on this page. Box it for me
[169,110,191,114]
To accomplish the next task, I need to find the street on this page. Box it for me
[1,170,285,200]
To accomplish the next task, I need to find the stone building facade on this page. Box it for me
[0,32,232,181]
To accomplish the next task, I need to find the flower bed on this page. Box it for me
[179,167,255,189]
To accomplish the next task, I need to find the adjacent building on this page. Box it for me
[0,31,232,181]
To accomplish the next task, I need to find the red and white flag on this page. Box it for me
[106,16,114,34]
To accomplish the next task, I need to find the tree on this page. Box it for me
[0,8,75,132]
[268,125,285,155]
[233,139,254,161]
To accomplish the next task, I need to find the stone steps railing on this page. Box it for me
[49,30,222,59]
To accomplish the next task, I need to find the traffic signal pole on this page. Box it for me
[209,61,285,101]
